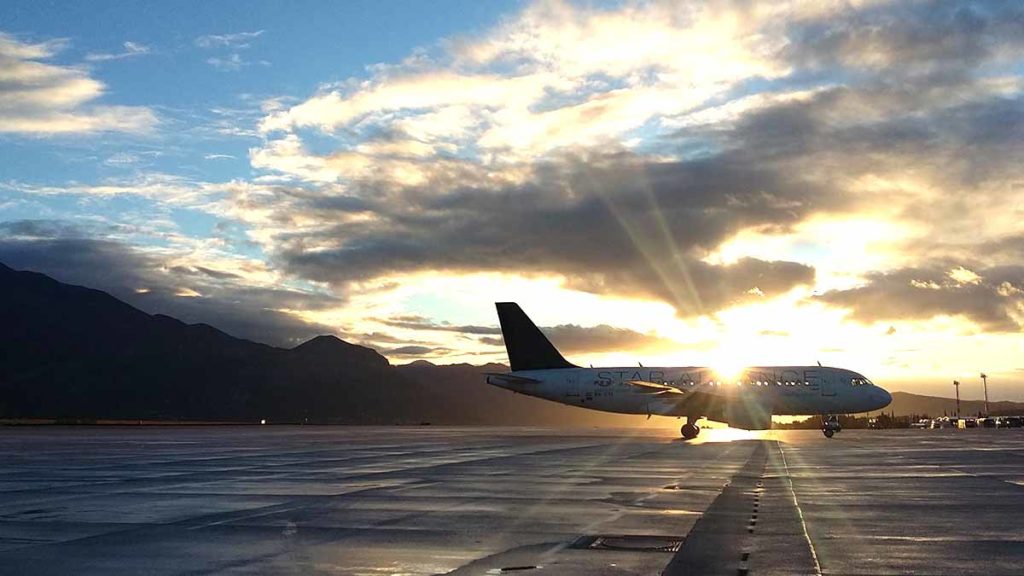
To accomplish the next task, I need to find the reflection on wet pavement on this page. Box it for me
[0,427,1022,574]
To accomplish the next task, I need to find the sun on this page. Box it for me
[710,358,747,383]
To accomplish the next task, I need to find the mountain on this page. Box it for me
[0,262,399,421]
[0,262,642,426]
[886,391,1024,418]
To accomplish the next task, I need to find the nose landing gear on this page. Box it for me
[821,414,842,438]
[680,421,700,440]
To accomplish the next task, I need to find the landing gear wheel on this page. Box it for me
[821,414,841,438]
[680,423,700,440]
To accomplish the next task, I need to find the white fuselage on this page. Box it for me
[487,365,892,422]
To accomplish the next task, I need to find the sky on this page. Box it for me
[1,0,1022,399]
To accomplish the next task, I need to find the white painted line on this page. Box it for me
[778,442,823,576]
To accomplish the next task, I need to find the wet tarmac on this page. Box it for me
[0,426,1022,575]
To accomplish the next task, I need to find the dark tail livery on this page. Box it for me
[495,302,578,371]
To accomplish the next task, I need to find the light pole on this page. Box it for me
[954,380,960,417]
[981,373,989,416]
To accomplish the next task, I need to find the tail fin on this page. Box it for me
[495,302,577,371]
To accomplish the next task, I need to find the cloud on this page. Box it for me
[103,152,140,166]
[206,53,269,72]
[377,322,678,358]
[268,149,817,316]
[381,315,500,335]
[256,2,791,168]
[540,323,679,355]
[194,31,264,49]
[381,345,452,357]
[785,1,1024,79]
[195,30,266,71]
[357,331,430,345]
[252,1,1024,321]
[207,54,243,70]
[0,221,341,346]
[84,41,150,62]
[0,33,157,134]
[380,314,678,355]
[818,263,1024,332]
[2,172,218,207]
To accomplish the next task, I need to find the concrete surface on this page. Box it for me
[0,426,1022,575]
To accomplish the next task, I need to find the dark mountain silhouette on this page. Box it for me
[0,263,642,425]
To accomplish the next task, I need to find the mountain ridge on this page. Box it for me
[0,263,641,426]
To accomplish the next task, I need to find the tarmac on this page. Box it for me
[0,426,1023,575]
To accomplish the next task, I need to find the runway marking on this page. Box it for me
[778,442,822,576]
[945,465,1024,490]
[662,442,769,575]
[661,441,825,575]
[535,441,744,565]
[186,507,286,530]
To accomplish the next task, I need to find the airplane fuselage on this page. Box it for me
[488,303,893,435]
[487,365,892,425]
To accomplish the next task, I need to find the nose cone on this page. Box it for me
[873,387,893,410]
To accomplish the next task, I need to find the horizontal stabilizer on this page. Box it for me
[485,373,540,386]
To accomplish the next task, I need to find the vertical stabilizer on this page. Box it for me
[495,302,577,371]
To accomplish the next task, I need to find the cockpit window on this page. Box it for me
[850,377,873,386]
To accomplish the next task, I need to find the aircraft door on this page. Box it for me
[820,371,837,397]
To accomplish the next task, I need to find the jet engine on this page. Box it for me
[726,409,773,430]
[707,402,773,430]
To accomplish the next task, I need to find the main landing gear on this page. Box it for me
[680,421,701,440]
[821,414,842,438]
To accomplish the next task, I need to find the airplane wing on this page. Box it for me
[624,380,686,395]
[624,380,726,418]
[624,381,723,410]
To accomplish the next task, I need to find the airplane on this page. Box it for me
[485,302,892,439]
